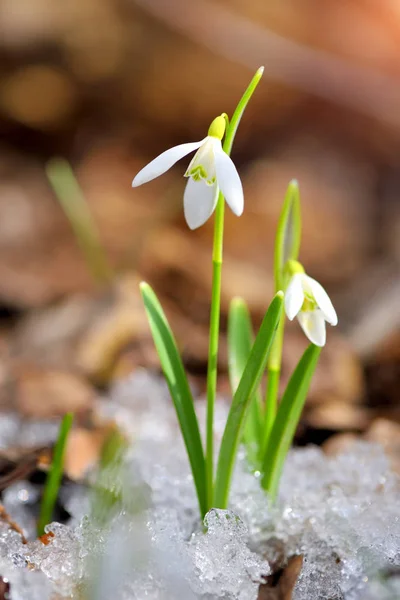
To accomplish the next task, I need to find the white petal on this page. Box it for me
[284,273,304,320]
[297,310,326,346]
[183,178,218,230]
[306,276,338,326]
[213,141,244,216]
[132,138,207,187]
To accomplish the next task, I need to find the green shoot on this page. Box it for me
[46,157,113,285]
[214,291,284,509]
[227,297,263,466]
[261,344,321,501]
[205,67,264,507]
[90,427,133,527]
[38,412,73,536]
[140,282,207,518]
[263,180,302,453]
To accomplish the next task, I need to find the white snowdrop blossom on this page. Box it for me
[132,116,243,230]
[284,268,338,347]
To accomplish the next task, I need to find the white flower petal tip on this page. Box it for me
[184,178,218,230]
[306,276,338,326]
[213,145,244,216]
[297,311,326,347]
[132,139,207,188]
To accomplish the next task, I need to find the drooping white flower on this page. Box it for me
[132,116,243,230]
[284,267,338,347]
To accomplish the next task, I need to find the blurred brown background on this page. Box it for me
[0,0,399,454]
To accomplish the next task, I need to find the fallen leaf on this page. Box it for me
[258,555,303,600]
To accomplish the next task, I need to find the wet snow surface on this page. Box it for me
[0,371,399,599]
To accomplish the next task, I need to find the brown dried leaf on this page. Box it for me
[0,576,10,600]
[0,446,51,492]
[258,555,303,600]
[14,365,94,419]
[38,531,55,546]
[64,426,114,480]
[365,418,400,475]
[0,504,26,543]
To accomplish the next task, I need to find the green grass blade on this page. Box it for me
[38,412,73,536]
[214,292,284,509]
[261,344,321,501]
[227,298,263,464]
[90,427,133,527]
[140,282,207,517]
[46,157,113,285]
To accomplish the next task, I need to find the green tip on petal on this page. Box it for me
[208,115,226,140]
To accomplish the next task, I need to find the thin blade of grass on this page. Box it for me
[91,427,135,527]
[227,298,263,465]
[273,179,301,291]
[46,157,113,285]
[261,344,321,501]
[214,291,284,509]
[140,282,207,517]
[37,412,73,536]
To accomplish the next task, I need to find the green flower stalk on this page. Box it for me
[133,67,264,509]
[262,180,301,455]
[38,413,73,536]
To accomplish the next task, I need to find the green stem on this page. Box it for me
[206,191,224,508]
[205,66,264,510]
[263,369,279,449]
[262,180,302,454]
[38,413,73,536]
[46,158,113,285]
[263,304,285,453]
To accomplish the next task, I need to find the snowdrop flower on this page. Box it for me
[284,261,338,347]
[132,115,243,230]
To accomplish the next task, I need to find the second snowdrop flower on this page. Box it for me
[284,261,338,347]
[132,115,243,230]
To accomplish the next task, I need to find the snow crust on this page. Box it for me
[0,370,398,599]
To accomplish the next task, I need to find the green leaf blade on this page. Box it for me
[140,282,207,517]
[273,180,301,292]
[223,66,264,157]
[38,412,73,536]
[46,158,112,285]
[214,291,284,509]
[228,298,263,463]
[261,344,321,501]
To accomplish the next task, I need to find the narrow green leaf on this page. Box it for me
[140,282,207,517]
[223,66,264,157]
[46,158,113,285]
[91,427,140,527]
[99,427,128,470]
[227,298,263,464]
[273,180,301,292]
[261,344,321,500]
[214,292,284,509]
[38,412,73,536]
